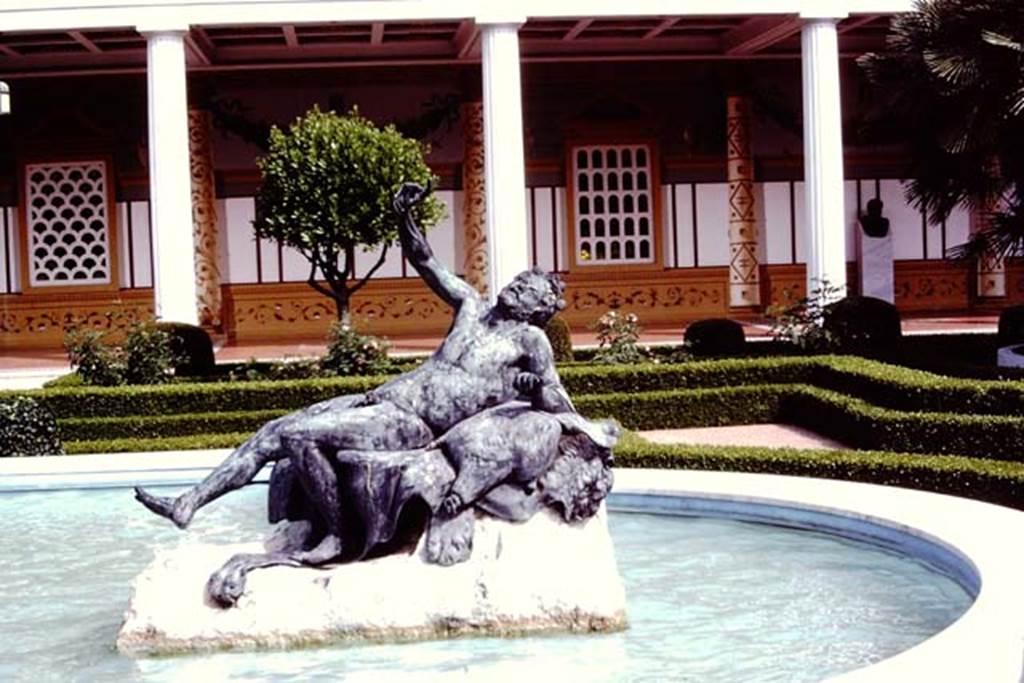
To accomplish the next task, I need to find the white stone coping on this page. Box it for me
[2,454,1021,681]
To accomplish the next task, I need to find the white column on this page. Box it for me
[801,17,846,300]
[479,19,530,301]
[141,26,199,324]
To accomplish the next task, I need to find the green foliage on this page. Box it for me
[254,107,443,317]
[614,441,1024,512]
[683,318,746,357]
[767,280,846,351]
[592,310,649,364]
[822,296,902,351]
[64,321,177,386]
[320,320,391,377]
[154,322,216,376]
[998,305,1024,345]
[0,396,63,457]
[543,316,575,362]
[227,357,323,382]
[859,0,1024,259]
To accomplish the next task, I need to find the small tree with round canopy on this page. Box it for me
[254,107,443,320]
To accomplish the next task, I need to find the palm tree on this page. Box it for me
[859,0,1024,260]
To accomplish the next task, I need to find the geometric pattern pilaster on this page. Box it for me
[187,109,222,327]
[460,101,488,297]
[974,156,1006,298]
[726,94,760,307]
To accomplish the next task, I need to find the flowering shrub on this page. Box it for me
[592,310,649,364]
[767,280,845,352]
[320,320,391,377]
[65,320,177,386]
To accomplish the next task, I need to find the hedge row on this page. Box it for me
[614,439,1024,512]
[19,355,1024,421]
[60,383,1024,461]
[56,431,1024,512]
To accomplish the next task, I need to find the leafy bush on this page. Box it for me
[823,296,902,351]
[320,321,391,377]
[544,316,575,362]
[0,396,63,457]
[683,318,746,357]
[768,280,846,351]
[64,321,178,386]
[155,322,216,376]
[64,328,124,387]
[592,310,648,364]
[998,305,1024,345]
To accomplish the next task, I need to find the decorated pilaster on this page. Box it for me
[188,109,222,327]
[726,94,760,308]
[141,25,199,325]
[974,156,1006,298]
[460,101,488,296]
[800,16,847,300]
[479,15,530,300]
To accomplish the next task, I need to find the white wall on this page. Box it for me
[0,207,20,294]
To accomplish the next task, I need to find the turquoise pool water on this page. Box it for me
[0,485,971,682]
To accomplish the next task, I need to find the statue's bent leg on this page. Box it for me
[134,395,367,528]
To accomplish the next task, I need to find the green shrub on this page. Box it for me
[64,321,177,386]
[823,296,902,351]
[544,316,575,362]
[768,280,846,351]
[998,305,1024,345]
[64,328,123,387]
[592,310,648,364]
[0,396,63,457]
[320,321,390,377]
[155,322,216,376]
[684,318,746,357]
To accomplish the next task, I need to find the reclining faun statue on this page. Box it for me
[134,181,618,607]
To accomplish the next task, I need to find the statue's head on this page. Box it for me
[866,198,884,217]
[496,268,566,327]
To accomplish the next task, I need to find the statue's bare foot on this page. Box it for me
[133,487,195,529]
[293,534,343,565]
[426,508,475,566]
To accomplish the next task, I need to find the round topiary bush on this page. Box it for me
[544,316,575,362]
[998,305,1024,345]
[683,318,746,357]
[0,396,63,457]
[155,322,216,376]
[822,296,902,351]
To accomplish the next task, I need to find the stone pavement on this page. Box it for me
[639,424,846,450]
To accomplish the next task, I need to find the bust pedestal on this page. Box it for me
[857,229,894,303]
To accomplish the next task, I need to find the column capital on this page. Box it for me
[136,21,189,37]
[474,12,526,28]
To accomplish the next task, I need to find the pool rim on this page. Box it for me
[2,452,1021,682]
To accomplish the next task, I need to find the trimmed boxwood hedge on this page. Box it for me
[614,439,1024,512]
[18,355,1024,422]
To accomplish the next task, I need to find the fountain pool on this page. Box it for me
[0,478,976,682]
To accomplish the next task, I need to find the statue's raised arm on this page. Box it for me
[393,182,478,309]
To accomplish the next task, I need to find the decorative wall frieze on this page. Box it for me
[188,109,222,328]
[0,289,153,350]
[726,94,760,307]
[461,101,488,296]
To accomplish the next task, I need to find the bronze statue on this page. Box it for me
[859,198,890,238]
[135,182,618,607]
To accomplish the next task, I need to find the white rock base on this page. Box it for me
[116,506,627,656]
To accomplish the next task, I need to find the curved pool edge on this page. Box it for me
[613,469,1024,683]
[2,453,1022,681]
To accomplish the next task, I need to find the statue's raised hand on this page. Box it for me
[393,181,431,215]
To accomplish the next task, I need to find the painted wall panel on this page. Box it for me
[944,205,971,258]
[671,184,696,269]
[0,207,16,294]
[763,181,793,265]
[925,212,944,260]
[879,179,924,260]
[425,189,457,274]
[695,183,729,267]
[530,187,557,273]
[793,181,807,264]
[844,180,859,261]
[259,236,281,283]
[553,187,568,272]
[129,202,153,288]
[117,203,131,289]
[223,197,258,284]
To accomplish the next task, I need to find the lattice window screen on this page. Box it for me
[25,161,112,287]
[572,144,654,266]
